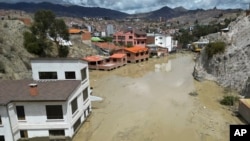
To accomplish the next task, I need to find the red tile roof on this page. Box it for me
[124,46,148,53]
[110,53,126,59]
[68,28,84,34]
[82,32,91,40]
[82,55,104,62]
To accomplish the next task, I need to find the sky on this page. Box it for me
[2,0,250,14]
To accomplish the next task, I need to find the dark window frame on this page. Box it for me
[71,98,78,115]
[0,136,4,141]
[16,106,25,120]
[49,130,65,136]
[82,88,89,102]
[46,105,63,119]
[20,130,28,138]
[39,72,58,79]
[73,118,81,132]
[65,71,76,79]
[0,115,2,125]
[81,68,87,81]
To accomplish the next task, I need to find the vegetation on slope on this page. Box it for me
[205,41,226,58]
[23,10,69,57]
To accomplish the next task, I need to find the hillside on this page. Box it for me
[0,2,129,19]
[193,13,250,97]
[0,19,98,80]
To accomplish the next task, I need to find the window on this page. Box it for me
[73,118,81,132]
[82,88,89,101]
[126,53,131,57]
[0,115,2,125]
[81,68,87,81]
[46,105,63,119]
[65,71,76,79]
[16,106,25,120]
[71,98,78,115]
[0,136,5,141]
[49,130,65,136]
[129,36,133,39]
[39,72,57,79]
[20,130,28,138]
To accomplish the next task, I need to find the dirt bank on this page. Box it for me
[73,53,243,141]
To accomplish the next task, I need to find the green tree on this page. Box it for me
[24,10,69,57]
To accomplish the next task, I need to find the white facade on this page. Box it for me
[1,59,92,141]
[31,59,89,81]
[0,106,14,141]
[155,35,177,52]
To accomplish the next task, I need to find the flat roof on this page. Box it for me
[0,80,81,105]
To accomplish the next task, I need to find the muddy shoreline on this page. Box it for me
[73,53,243,141]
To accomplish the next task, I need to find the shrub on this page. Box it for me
[205,41,226,58]
[58,45,69,57]
[220,95,239,106]
[189,91,198,96]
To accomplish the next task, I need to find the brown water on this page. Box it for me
[73,53,243,141]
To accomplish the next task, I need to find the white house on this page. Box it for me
[0,58,91,141]
[154,34,178,52]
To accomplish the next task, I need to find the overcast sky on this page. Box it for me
[2,0,250,14]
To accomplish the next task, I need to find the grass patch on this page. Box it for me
[220,95,239,106]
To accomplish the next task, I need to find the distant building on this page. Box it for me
[0,58,91,140]
[113,27,147,47]
[147,33,178,52]
[106,24,114,37]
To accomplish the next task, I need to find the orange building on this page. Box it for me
[82,54,127,71]
[115,46,149,63]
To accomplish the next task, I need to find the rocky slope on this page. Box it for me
[0,19,33,79]
[0,19,97,80]
[193,14,250,97]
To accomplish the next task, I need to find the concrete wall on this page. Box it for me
[0,106,14,141]
[9,101,69,140]
[31,59,89,81]
[66,79,91,136]
[238,99,250,123]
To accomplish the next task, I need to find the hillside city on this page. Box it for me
[0,4,250,141]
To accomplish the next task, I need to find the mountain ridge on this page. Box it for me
[0,2,243,19]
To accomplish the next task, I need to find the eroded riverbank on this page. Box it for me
[73,53,243,141]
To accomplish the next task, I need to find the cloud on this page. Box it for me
[0,0,248,14]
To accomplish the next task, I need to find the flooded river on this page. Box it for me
[73,53,243,141]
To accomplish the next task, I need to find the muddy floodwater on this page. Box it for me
[73,53,243,141]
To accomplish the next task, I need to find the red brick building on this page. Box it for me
[113,27,147,47]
